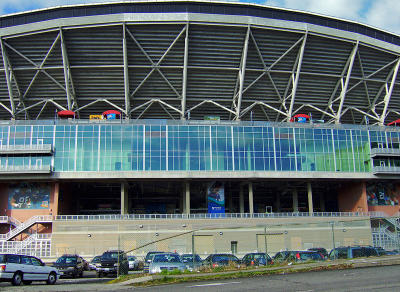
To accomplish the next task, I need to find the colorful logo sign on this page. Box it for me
[207,181,225,214]
[8,183,50,210]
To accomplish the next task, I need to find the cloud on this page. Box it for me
[364,0,400,33]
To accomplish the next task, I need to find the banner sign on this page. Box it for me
[207,181,225,214]
[8,183,50,209]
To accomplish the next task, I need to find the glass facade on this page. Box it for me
[0,120,398,173]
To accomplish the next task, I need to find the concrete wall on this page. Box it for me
[51,217,372,259]
[338,182,368,212]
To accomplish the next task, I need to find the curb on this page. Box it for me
[117,255,400,286]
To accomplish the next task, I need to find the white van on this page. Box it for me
[0,253,59,286]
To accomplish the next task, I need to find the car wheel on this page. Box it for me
[11,272,23,286]
[47,272,57,285]
[79,270,83,278]
[23,280,32,285]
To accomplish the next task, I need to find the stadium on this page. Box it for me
[0,0,399,258]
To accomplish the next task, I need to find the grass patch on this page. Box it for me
[131,263,353,287]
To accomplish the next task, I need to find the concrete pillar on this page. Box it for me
[185,182,190,215]
[121,183,128,215]
[228,191,233,213]
[320,193,326,212]
[248,182,254,214]
[307,182,313,215]
[292,189,298,212]
[275,194,281,212]
[180,189,184,213]
[51,182,60,216]
[239,185,244,213]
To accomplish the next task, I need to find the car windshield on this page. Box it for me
[145,252,163,261]
[0,255,5,263]
[127,256,136,260]
[56,256,77,264]
[92,256,101,263]
[213,255,236,262]
[182,255,201,262]
[102,252,120,260]
[253,254,266,260]
[152,254,181,263]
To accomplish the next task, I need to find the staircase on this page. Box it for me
[0,215,52,241]
[372,217,400,250]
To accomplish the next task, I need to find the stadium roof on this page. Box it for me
[0,0,399,125]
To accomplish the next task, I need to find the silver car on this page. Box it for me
[148,253,187,274]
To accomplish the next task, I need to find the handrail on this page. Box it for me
[54,211,379,221]
[0,215,53,241]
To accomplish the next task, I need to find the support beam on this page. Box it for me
[122,23,130,117]
[335,42,358,124]
[275,194,281,212]
[235,26,250,120]
[248,182,254,214]
[287,34,307,120]
[185,182,190,215]
[60,29,73,111]
[307,182,313,215]
[1,39,15,117]
[320,193,326,212]
[380,58,400,125]
[181,23,189,119]
[121,183,128,215]
[292,189,298,212]
[239,185,244,213]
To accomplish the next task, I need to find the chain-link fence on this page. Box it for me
[49,216,396,263]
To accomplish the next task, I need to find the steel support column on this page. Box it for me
[0,39,15,117]
[335,42,358,124]
[379,58,400,125]
[181,24,189,119]
[122,23,130,117]
[60,29,73,111]
[235,26,250,120]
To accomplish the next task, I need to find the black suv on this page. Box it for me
[53,254,86,278]
[96,250,129,277]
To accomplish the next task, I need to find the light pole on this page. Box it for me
[330,222,336,260]
[264,226,268,265]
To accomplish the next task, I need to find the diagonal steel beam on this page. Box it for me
[379,58,400,125]
[235,26,250,120]
[4,42,66,92]
[60,28,76,111]
[122,23,130,117]
[181,23,189,119]
[186,100,236,116]
[1,38,15,118]
[287,34,307,120]
[335,42,358,124]
[23,33,60,99]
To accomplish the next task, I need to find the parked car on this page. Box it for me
[273,251,324,263]
[0,253,59,286]
[308,248,328,259]
[181,254,203,270]
[329,246,379,260]
[386,249,399,255]
[203,253,240,268]
[143,251,166,273]
[53,254,86,278]
[96,250,129,278]
[148,253,187,274]
[127,255,141,270]
[374,247,388,256]
[89,255,102,271]
[241,252,273,266]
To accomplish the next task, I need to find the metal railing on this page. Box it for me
[0,164,52,173]
[0,144,52,153]
[0,215,53,241]
[54,211,378,221]
[0,238,51,258]
[371,148,400,156]
[372,166,400,174]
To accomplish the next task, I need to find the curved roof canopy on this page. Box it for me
[0,1,399,125]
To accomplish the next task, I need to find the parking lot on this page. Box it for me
[0,270,135,291]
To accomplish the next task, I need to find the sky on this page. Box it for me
[1,0,400,34]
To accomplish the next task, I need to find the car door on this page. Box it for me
[30,257,47,280]
[20,256,35,280]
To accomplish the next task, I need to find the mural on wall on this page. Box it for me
[8,183,50,209]
[207,181,225,214]
[367,183,400,206]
